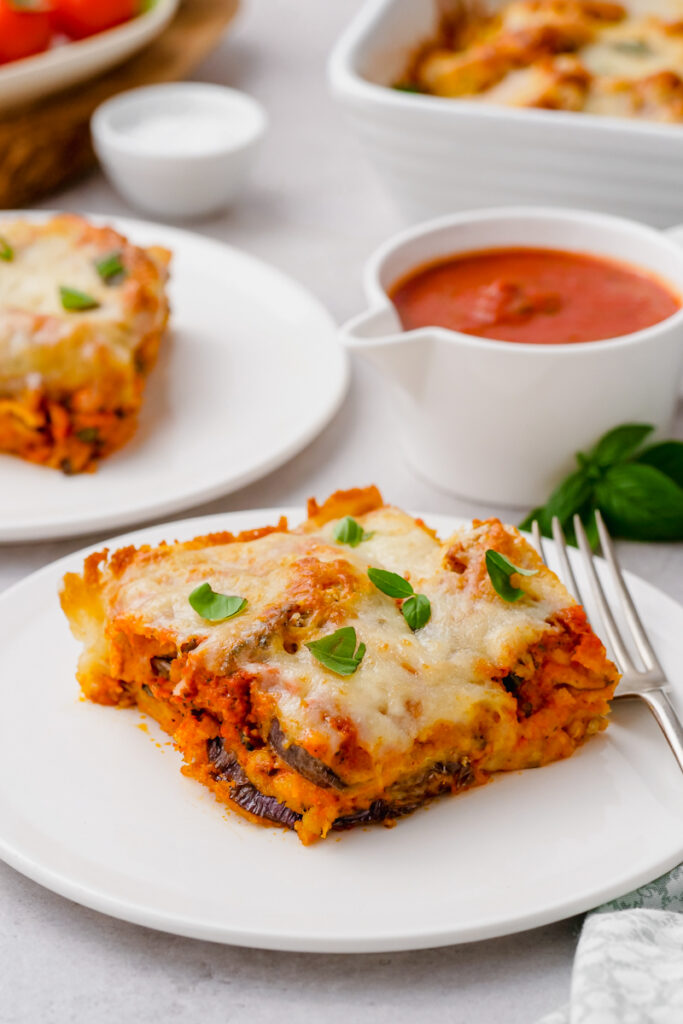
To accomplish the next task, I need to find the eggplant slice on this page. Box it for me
[150,656,172,679]
[207,737,302,829]
[268,718,346,790]
[207,737,475,834]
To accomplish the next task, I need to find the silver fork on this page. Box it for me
[531,510,683,773]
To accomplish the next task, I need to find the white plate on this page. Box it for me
[0,509,681,953]
[0,0,179,114]
[0,216,347,542]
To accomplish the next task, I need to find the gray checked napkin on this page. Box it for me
[537,863,683,1024]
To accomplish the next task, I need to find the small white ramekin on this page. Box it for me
[91,83,268,219]
[340,207,683,507]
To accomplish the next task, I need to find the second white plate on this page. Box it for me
[0,509,681,952]
[0,215,347,542]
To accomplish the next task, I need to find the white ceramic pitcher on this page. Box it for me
[340,208,683,507]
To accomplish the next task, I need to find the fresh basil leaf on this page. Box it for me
[313,625,356,660]
[562,505,599,550]
[485,550,538,603]
[402,593,431,631]
[519,469,593,537]
[586,423,653,468]
[60,286,100,312]
[595,463,683,541]
[634,441,683,490]
[367,567,414,599]
[76,427,100,443]
[519,422,683,546]
[582,507,599,550]
[518,468,593,536]
[306,626,366,676]
[519,506,547,534]
[188,583,247,622]
[393,82,422,93]
[544,469,595,521]
[95,251,126,285]
[333,516,373,548]
[0,235,13,261]
[612,39,651,56]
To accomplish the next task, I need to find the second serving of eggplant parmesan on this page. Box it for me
[60,487,619,844]
[0,214,170,474]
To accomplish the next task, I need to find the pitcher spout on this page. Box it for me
[339,304,433,397]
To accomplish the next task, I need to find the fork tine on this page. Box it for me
[594,510,662,674]
[573,514,637,675]
[531,520,546,561]
[550,516,584,606]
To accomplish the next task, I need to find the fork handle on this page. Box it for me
[639,689,683,774]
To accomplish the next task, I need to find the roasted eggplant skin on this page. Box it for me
[207,736,476,834]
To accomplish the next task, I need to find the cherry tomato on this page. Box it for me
[51,0,137,40]
[0,0,52,64]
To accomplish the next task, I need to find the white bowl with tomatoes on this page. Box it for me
[0,0,179,113]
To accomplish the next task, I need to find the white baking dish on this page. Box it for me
[328,0,683,227]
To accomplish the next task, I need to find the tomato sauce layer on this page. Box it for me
[390,247,681,345]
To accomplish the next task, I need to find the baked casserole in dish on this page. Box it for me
[0,214,170,473]
[61,487,618,845]
[329,0,683,224]
[406,1,683,121]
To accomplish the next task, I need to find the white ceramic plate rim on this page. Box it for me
[0,508,682,952]
[0,213,348,543]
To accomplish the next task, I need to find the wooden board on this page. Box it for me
[0,0,240,209]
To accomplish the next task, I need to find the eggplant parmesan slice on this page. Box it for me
[60,487,619,845]
[0,214,170,473]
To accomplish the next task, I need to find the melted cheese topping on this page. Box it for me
[0,215,170,395]
[582,19,683,79]
[105,508,573,760]
[0,231,115,319]
[414,0,683,121]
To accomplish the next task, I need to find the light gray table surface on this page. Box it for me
[2,2,682,1021]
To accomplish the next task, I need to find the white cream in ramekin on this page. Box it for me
[92,83,268,219]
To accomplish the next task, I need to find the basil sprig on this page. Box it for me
[520,423,683,546]
[333,516,373,548]
[486,551,538,603]
[367,567,413,598]
[76,427,100,443]
[96,251,126,285]
[401,593,431,631]
[612,39,651,56]
[306,626,366,676]
[0,235,13,261]
[189,583,247,622]
[60,286,100,312]
[367,567,431,630]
